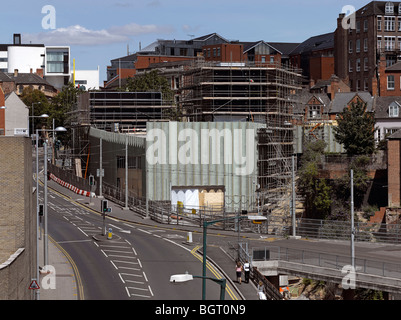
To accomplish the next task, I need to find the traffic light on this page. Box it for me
[102,200,108,213]
[38,204,44,217]
[89,175,94,186]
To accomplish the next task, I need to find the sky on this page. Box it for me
[1,0,374,84]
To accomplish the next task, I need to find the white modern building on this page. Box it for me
[0,34,98,91]
[71,67,100,90]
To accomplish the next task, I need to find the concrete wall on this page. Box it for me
[0,136,35,300]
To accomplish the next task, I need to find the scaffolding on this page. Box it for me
[180,60,303,212]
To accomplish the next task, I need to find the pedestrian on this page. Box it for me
[235,261,242,284]
[243,260,250,283]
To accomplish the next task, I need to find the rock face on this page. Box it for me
[386,208,401,233]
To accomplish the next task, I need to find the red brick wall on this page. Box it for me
[203,43,244,62]
[310,56,335,81]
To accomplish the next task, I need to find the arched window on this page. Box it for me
[386,2,394,14]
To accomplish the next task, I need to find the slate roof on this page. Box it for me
[387,129,401,139]
[329,92,374,114]
[386,61,401,72]
[268,42,300,56]
[375,96,401,118]
[0,71,53,86]
[291,89,331,115]
[356,1,401,17]
[290,32,334,55]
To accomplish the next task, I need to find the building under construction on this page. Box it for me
[179,61,303,212]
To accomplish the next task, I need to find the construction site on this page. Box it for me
[62,59,303,232]
[178,60,303,217]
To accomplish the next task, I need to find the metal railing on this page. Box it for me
[252,245,401,280]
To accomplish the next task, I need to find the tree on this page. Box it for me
[333,100,376,156]
[298,140,332,219]
[48,82,81,147]
[20,87,51,135]
[122,70,174,102]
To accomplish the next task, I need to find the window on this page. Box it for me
[213,48,216,57]
[349,40,353,53]
[377,36,382,51]
[388,75,395,90]
[270,56,275,63]
[349,59,353,72]
[356,58,361,72]
[386,2,394,14]
[356,79,361,91]
[46,50,68,74]
[308,105,321,119]
[217,47,221,57]
[356,39,360,52]
[364,57,369,71]
[356,20,361,33]
[385,16,395,31]
[378,17,382,31]
[261,56,266,63]
[364,79,369,91]
[389,103,400,117]
[364,20,368,32]
[385,36,396,50]
[364,38,368,52]
[399,37,401,49]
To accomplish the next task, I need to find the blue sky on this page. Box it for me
[2,0,372,84]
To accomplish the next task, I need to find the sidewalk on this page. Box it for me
[43,175,260,300]
[37,231,78,300]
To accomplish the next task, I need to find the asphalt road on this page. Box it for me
[39,186,239,300]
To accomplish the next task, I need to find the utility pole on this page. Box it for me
[350,169,355,268]
[43,142,48,269]
[99,137,103,198]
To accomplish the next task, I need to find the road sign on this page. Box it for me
[96,168,104,177]
[29,279,40,290]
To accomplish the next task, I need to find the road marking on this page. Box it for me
[110,261,118,270]
[57,239,93,244]
[77,227,89,237]
[143,271,148,282]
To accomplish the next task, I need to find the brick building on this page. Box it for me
[0,136,35,299]
[335,1,401,94]
[290,32,335,83]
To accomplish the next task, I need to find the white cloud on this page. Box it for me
[23,23,174,46]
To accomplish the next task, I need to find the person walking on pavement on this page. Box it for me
[243,260,250,283]
[235,261,242,284]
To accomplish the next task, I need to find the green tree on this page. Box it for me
[333,100,376,156]
[122,70,174,103]
[48,82,81,147]
[298,140,332,219]
[20,87,51,135]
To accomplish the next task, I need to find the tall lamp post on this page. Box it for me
[201,216,245,300]
[35,126,67,300]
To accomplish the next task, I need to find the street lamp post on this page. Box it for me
[35,127,67,279]
[202,216,245,300]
